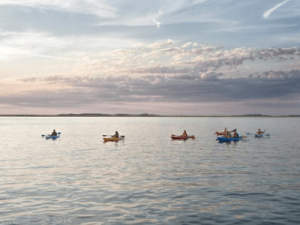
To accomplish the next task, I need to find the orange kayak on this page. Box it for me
[171,135,195,140]
[103,136,125,142]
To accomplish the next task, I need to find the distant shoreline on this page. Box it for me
[0,114,299,117]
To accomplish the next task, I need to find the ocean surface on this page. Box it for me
[0,117,300,225]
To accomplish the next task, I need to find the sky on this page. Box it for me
[0,0,300,115]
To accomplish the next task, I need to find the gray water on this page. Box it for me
[0,117,300,225]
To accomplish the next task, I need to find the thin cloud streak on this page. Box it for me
[0,0,116,18]
[263,0,290,18]
[9,49,81,61]
[152,10,163,28]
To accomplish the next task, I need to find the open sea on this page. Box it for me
[0,117,300,225]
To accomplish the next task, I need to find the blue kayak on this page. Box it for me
[46,135,60,139]
[217,136,242,142]
[255,134,263,138]
[42,132,61,139]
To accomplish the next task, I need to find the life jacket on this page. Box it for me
[182,133,187,137]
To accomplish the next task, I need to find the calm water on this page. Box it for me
[1,117,300,225]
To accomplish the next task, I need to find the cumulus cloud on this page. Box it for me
[147,39,176,49]
[75,40,300,79]
[5,69,299,110]
[1,38,300,114]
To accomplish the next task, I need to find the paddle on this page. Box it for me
[262,130,270,136]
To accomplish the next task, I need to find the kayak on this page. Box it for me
[171,135,195,140]
[42,132,61,139]
[217,136,242,142]
[103,136,125,142]
[255,134,263,138]
[215,132,226,136]
[46,135,60,139]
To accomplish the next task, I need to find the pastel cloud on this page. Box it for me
[75,41,300,80]
[1,37,300,114]
[0,69,297,115]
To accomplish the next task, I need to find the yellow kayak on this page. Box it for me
[103,136,125,142]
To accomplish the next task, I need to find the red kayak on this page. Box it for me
[215,132,226,135]
[171,135,195,140]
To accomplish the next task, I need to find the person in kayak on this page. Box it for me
[50,129,57,136]
[182,130,188,137]
[232,129,239,138]
[224,127,228,133]
[224,128,231,138]
[256,129,265,135]
[112,131,119,138]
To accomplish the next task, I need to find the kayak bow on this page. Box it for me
[215,132,226,136]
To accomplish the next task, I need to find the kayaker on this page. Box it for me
[182,130,188,137]
[224,128,231,138]
[51,129,57,136]
[113,131,119,138]
[257,129,265,135]
[232,129,239,138]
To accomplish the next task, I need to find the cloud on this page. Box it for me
[0,31,136,61]
[1,37,300,114]
[147,39,176,49]
[6,69,300,109]
[182,42,193,48]
[0,0,116,18]
[152,10,163,28]
[263,0,290,19]
[75,40,300,79]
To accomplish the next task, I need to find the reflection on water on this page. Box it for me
[0,117,300,224]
